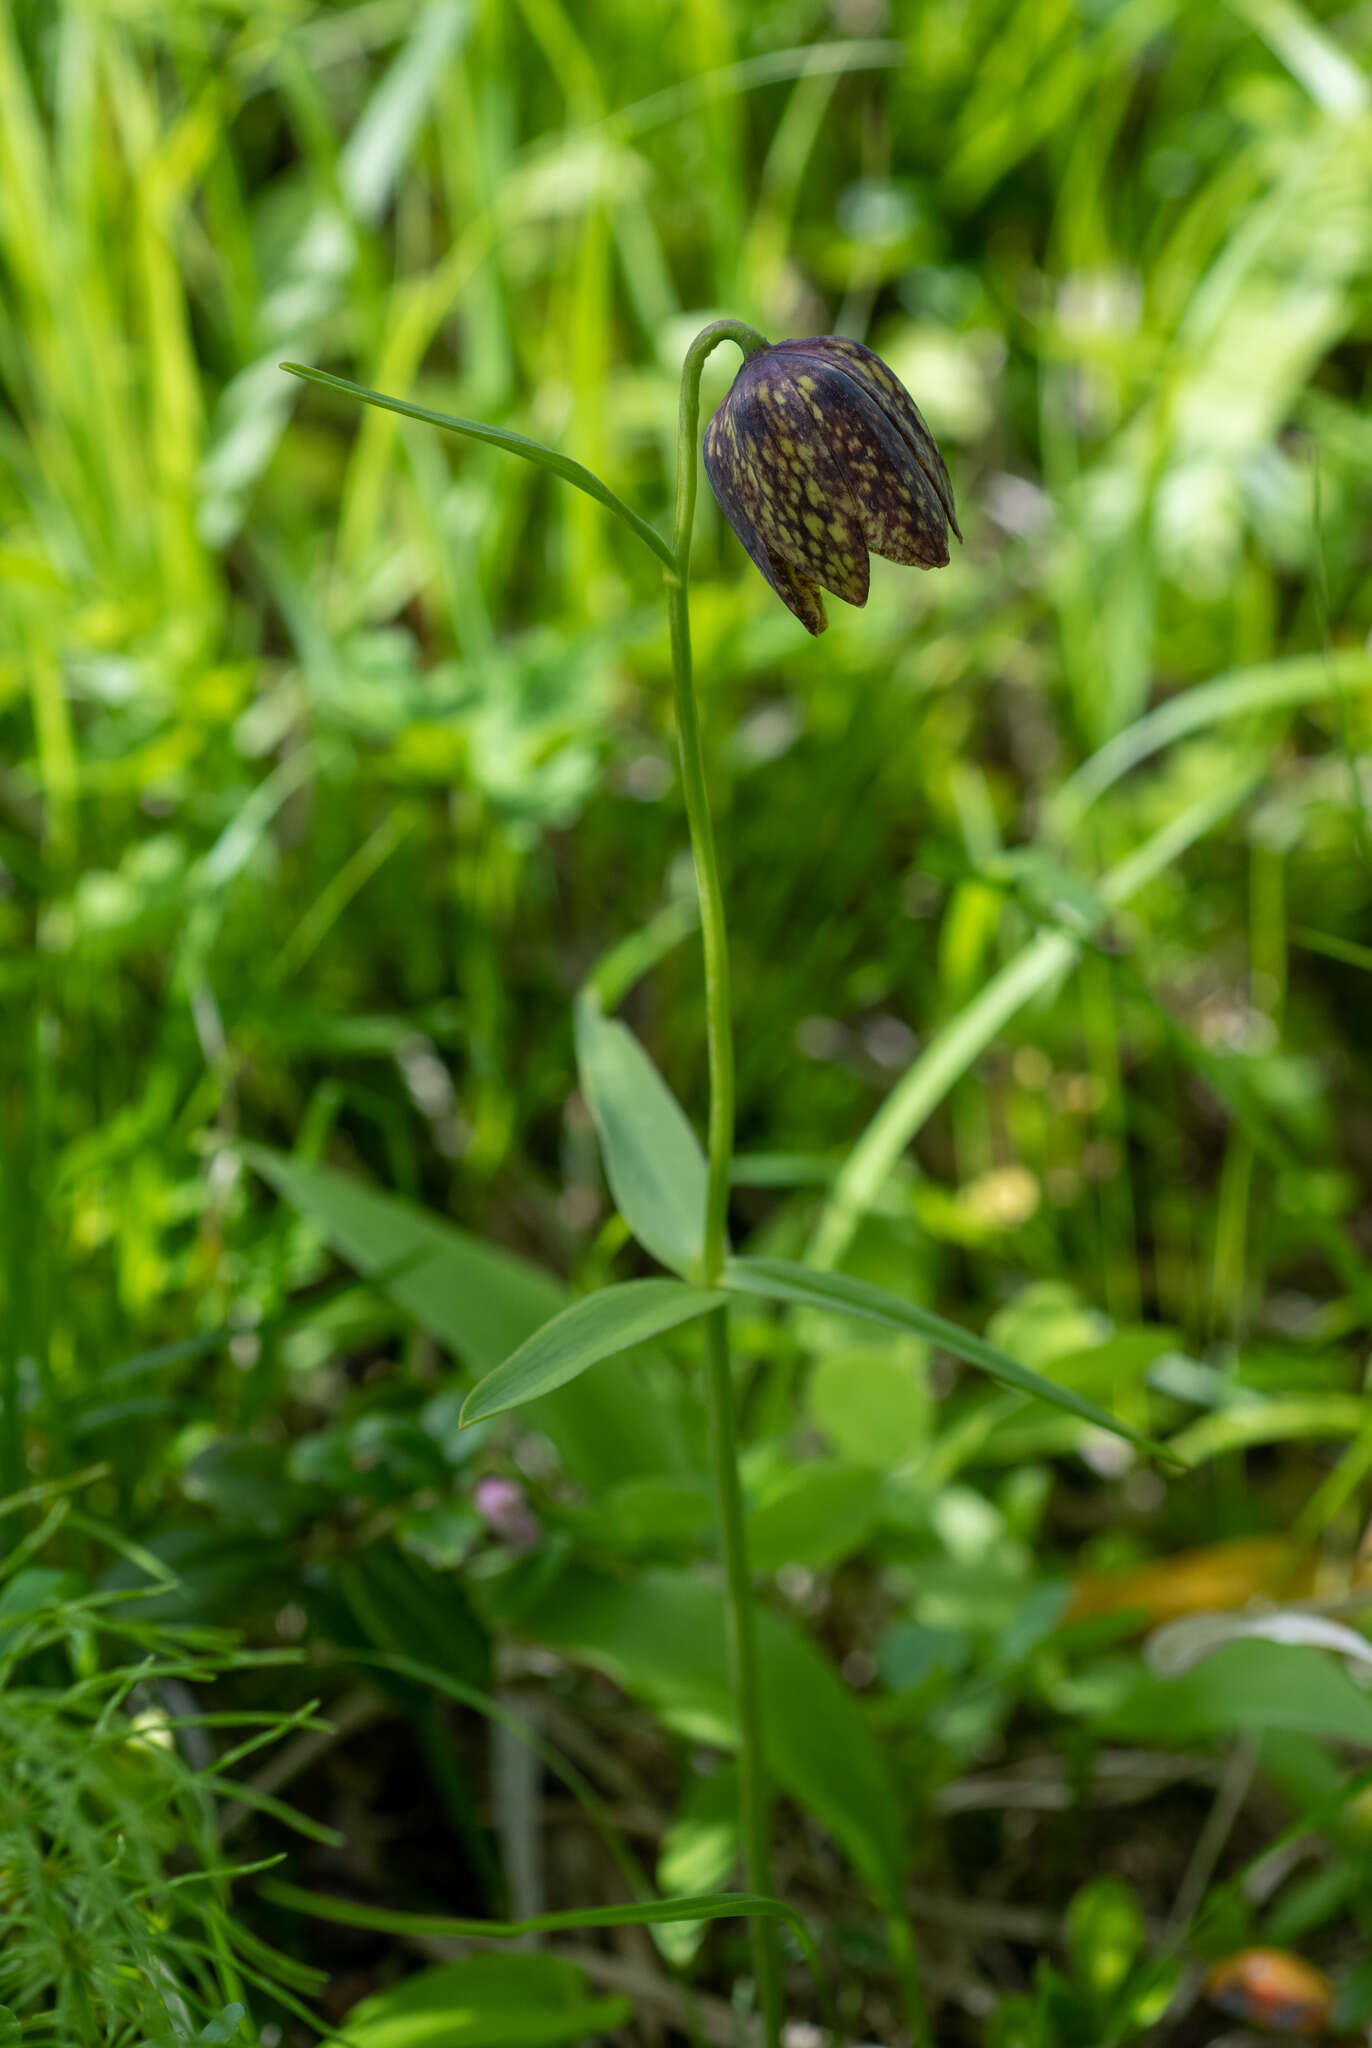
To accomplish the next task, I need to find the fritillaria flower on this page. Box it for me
[703,334,961,635]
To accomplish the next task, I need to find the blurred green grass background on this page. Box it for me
[4,4,1372,2031]
[4,0,1370,1450]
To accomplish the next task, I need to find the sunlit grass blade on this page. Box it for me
[338,1,474,224]
[811,774,1255,1269]
[280,362,674,567]
[1232,0,1368,113]
[1290,926,1372,974]
[1052,651,1372,827]
[1166,1394,1372,1469]
[603,37,906,142]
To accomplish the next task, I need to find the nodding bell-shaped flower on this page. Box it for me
[703,334,961,635]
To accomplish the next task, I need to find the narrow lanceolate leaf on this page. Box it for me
[280,363,674,568]
[575,993,709,1278]
[460,1281,729,1425]
[723,1256,1178,1465]
[260,1876,823,1982]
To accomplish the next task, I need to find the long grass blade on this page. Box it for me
[811,775,1256,1268]
[260,1878,829,2010]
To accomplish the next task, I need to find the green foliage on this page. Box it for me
[989,1876,1178,2048]
[4,0,1372,2040]
[511,1567,908,1912]
[247,1145,692,1486]
[317,1955,631,2048]
[0,1489,321,2045]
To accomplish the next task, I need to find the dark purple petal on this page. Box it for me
[720,361,869,608]
[704,399,827,634]
[770,350,951,569]
[774,334,961,541]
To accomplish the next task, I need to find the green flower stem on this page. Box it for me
[669,320,765,1266]
[701,1310,781,2039]
[667,319,782,2046]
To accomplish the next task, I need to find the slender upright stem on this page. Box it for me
[667,319,783,2046]
[668,321,764,1266]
